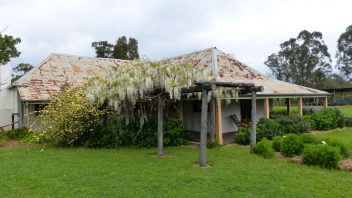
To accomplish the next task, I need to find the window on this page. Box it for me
[34,104,47,116]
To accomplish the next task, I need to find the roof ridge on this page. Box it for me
[50,53,126,61]
[161,47,217,61]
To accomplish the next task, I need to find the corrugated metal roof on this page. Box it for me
[14,48,329,101]
[13,54,126,101]
[166,47,329,96]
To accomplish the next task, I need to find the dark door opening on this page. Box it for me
[240,100,252,122]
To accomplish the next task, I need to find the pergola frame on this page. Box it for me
[157,81,263,167]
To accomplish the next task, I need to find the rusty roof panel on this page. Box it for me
[15,54,125,101]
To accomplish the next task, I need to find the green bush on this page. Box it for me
[7,127,31,140]
[233,127,250,145]
[257,115,311,141]
[272,136,283,152]
[207,140,220,149]
[256,118,280,140]
[304,109,344,131]
[251,138,274,159]
[303,144,341,169]
[299,133,316,144]
[0,128,8,145]
[344,117,352,127]
[280,134,304,157]
[83,117,188,148]
[320,138,350,158]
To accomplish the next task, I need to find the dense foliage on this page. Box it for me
[272,136,283,152]
[251,138,274,159]
[280,134,304,157]
[0,33,21,65]
[7,127,31,140]
[233,127,251,145]
[82,117,188,148]
[33,87,105,146]
[12,63,34,81]
[264,30,331,88]
[91,36,139,60]
[303,109,344,130]
[257,115,311,140]
[336,25,352,80]
[303,144,341,169]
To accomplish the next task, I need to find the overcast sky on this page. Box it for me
[1,0,352,74]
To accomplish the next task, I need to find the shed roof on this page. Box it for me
[166,47,329,97]
[12,54,126,101]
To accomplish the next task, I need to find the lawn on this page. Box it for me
[273,105,352,117]
[1,146,352,197]
[313,128,352,146]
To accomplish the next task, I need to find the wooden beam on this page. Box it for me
[251,91,257,146]
[177,101,184,122]
[215,100,223,145]
[297,97,303,116]
[157,95,164,157]
[323,96,328,109]
[286,98,291,115]
[263,98,270,119]
[209,99,216,143]
[199,89,208,167]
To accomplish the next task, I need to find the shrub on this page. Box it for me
[83,117,188,148]
[280,134,304,157]
[344,117,352,127]
[256,118,280,140]
[207,140,220,149]
[233,127,250,145]
[304,109,344,131]
[34,87,105,146]
[0,128,8,145]
[272,136,283,152]
[303,144,341,169]
[7,127,31,140]
[251,138,274,159]
[256,115,311,141]
[320,138,350,158]
[299,133,316,144]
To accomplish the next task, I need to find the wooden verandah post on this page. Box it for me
[199,89,208,167]
[250,89,257,146]
[157,95,164,157]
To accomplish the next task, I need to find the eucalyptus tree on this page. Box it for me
[336,25,352,80]
[265,30,331,88]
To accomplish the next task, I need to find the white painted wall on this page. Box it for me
[0,63,16,129]
[183,99,264,133]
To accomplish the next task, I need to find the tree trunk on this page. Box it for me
[157,95,164,156]
[199,89,208,167]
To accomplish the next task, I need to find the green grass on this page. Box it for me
[1,146,352,197]
[273,105,352,117]
[313,128,352,146]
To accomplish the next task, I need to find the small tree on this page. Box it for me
[0,34,21,65]
[12,63,33,81]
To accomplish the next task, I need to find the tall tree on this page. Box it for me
[113,36,129,60]
[0,34,21,65]
[12,63,33,81]
[336,25,352,80]
[91,41,113,58]
[265,30,331,88]
[127,37,140,60]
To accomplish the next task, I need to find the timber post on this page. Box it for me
[215,100,223,145]
[297,97,303,116]
[199,89,208,167]
[250,90,257,146]
[263,98,270,119]
[286,98,291,115]
[178,101,184,122]
[209,99,216,143]
[157,94,164,157]
[323,96,328,109]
